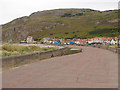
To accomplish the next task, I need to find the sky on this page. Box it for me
[0,0,119,25]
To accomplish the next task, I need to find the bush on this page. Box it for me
[76,13,84,16]
[61,13,73,17]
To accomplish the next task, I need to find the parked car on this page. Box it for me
[20,41,27,44]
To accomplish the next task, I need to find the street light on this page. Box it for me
[118,35,120,48]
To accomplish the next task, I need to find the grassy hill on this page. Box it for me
[2,9,119,42]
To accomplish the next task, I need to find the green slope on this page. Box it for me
[2,9,118,42]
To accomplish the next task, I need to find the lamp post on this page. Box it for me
[118,35,120,48]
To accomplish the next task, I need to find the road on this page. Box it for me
[2,46,118,88]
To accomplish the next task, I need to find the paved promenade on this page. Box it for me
[2,46,118,88]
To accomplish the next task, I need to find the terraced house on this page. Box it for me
[87,37,118,45]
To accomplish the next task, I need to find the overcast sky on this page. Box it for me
[0,0,119,25]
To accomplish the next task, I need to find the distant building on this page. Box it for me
[91,37,104,44]
[59,39,65,45]
[111,39,116,45]
[43,37,50,44]
[65,39,74,45]
[75,41,80,44]
[87,39,92,44]
[27,36,34,44]
[75,39,87,45]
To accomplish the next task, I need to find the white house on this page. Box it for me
[111,39,116,45]
[91,38,104,43]
[75,41,80,44]
[27,36,34,43]
[43,37,50,44]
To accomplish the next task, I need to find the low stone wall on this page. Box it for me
[2,47,69,71]
[92,45,118,53]
[118,48,120,54]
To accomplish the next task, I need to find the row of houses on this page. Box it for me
[87,37,118,45]
[43,37,120,45]
[18,36,120,45]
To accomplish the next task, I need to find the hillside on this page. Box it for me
[2,9,119,42]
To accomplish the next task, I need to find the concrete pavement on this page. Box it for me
[2,46,118,88]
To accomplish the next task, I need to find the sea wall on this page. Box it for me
[92,45,118,53]
[2,47,69,71]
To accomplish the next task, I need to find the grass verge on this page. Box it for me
[1,44,58,57]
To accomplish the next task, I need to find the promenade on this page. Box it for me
[2,46,118,88]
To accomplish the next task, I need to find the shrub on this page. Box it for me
[76,13,84,16]
[61,13,73,17]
